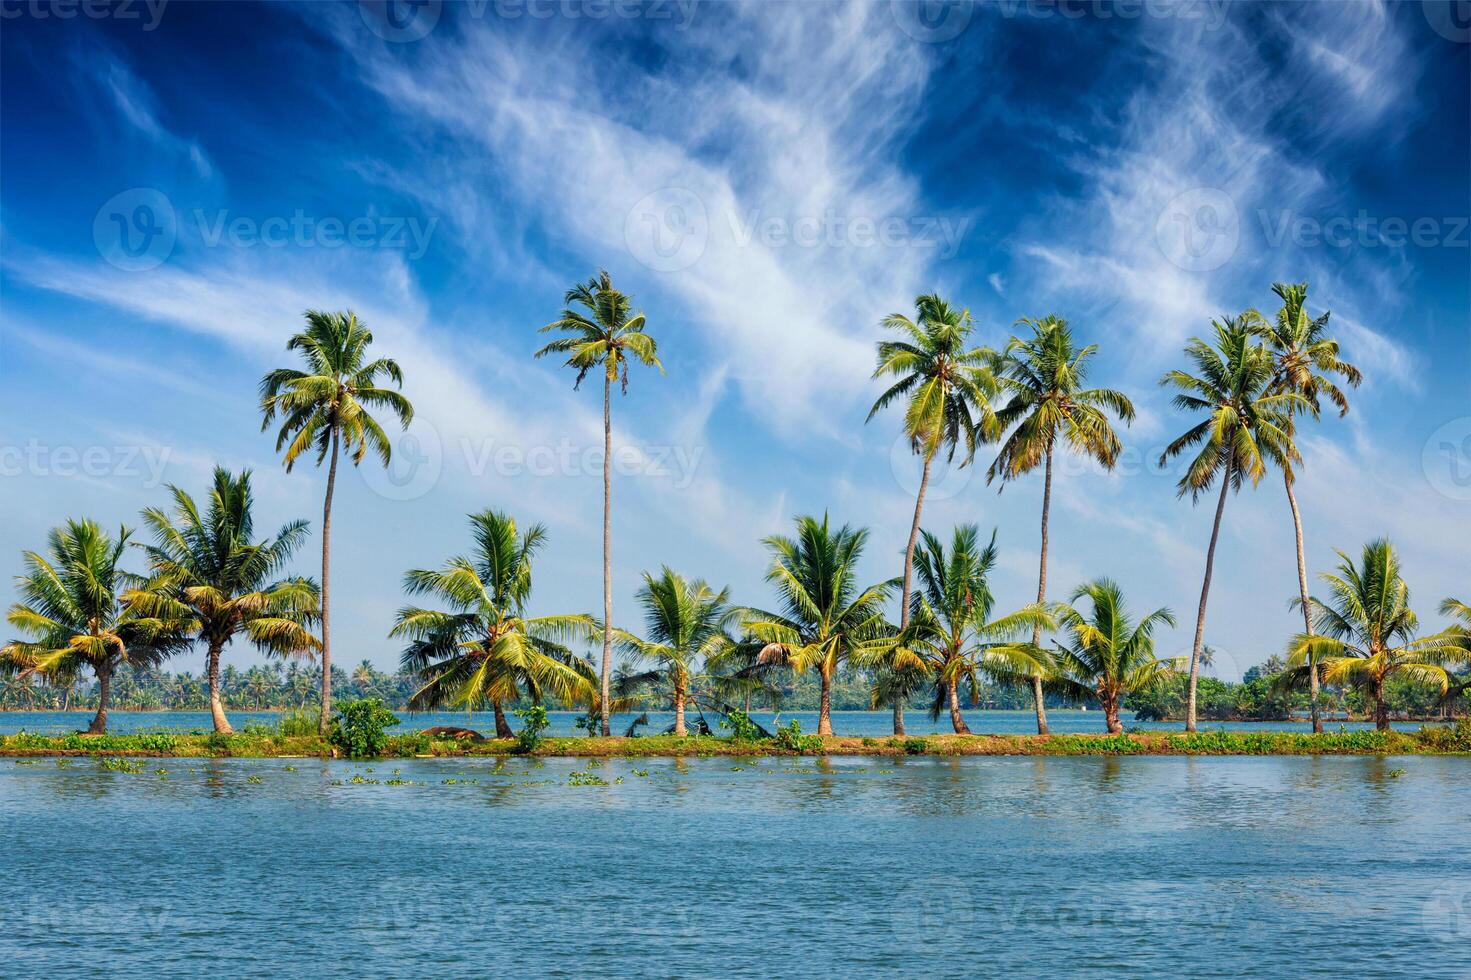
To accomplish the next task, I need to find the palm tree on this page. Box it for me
[1288,540,1467,731]
[128,467,321,733]
[746,514,895,736]
[988,315,1135,735]
[390,509,596,739]
[260,309,413,735]
[885,525,1053,733]
[1252,282,1362,733]
[536,270,663,737]
[610,568,739,736]
[352,659,375,693]
[866,293,999,736]
[1,520,184,733]
[1049,579,1181,734]
[1159,315,1305,731]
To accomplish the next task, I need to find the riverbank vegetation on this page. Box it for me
[3,279,1468,739]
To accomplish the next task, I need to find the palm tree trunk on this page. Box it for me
[318,427,339,736]
[87,661,112,734]
[1031,446,1055,736]
[1103,691,1123,734]
[818,666,833,736]
[206,639,232,734]
[1284,472,1321,733]
[1187,461,1233,733]
[600,373,613,737]
[673,672,687,737]
[947,676,969,734]
[493,700,513,739]
[894,449,935,736]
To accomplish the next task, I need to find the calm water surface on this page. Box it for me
[0,708,1433,736]
[2,755,1467,977]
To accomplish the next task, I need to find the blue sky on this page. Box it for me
[2,0,1468,681]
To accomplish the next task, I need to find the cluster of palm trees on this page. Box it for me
[3,272,1467,735]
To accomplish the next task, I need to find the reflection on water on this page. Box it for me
[1,756,1466,976]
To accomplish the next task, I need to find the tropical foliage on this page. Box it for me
[260,308,413,734]
[389,509,595,738]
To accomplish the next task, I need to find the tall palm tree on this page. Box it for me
[1,520,184,733]
[1252,282,1362,733]
[352,659,375,693]
[260,309,413,735]
[988,315,1135,734]
[1287,540,1467,730]
[1049,579,1181,734]
[611,568,739,736]
[867,293,998,735]
[536,270,662,736]
[1159,315,1304,731]
[884,525,1052,733]
[128,467,321,733]
[746,514,895,736]
[390,509,595,739]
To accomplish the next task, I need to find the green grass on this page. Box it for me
[1,720,1467,760]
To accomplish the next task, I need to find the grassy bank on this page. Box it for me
[3,724,1470,759]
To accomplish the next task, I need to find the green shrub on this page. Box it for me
[720,709,762,742]
[276,709,319,738]
[901,737,930,755]
[771,720,823,754]
[1413,718,1471,753]
[514,705,550,754]
[330,699,400,759]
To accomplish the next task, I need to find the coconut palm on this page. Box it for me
[866,293,999,735]
[746,514,895,736]
[1159,315,1305,731]
[1288,540,1467,731]
[610,568,738,736]
[988,315,1135,734]
[535,270,663,736]
[127,467,321,733]
[259,309,413,735]
[1,520,185,733]
[1251,282,1362,733]
[390,509,596,739]
[1049,580,1181,734]
[883,525,1053,733]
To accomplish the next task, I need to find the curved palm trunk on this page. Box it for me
[818,665,833,736]
[87,661,112,734]
[600,374,613,737]
[1187,461,1233,733]
[1284,472,1321,733]
[206,639,232,734]
[673,671,687,737]
[893,450,935,736]
[1101,690,1123,735]
[1031,447,1055,735]
[318,427,339,736]
[946,676,970,734]
[493,700,513,739]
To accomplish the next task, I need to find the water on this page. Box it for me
[0,708,1434,737]
[1,755,1466,977]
